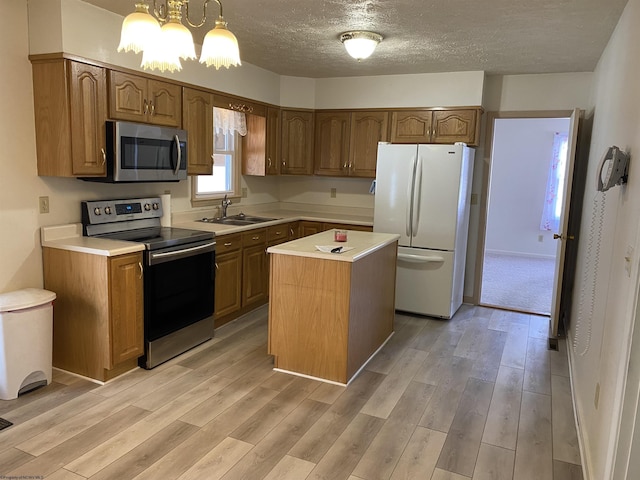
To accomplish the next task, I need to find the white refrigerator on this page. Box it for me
[373,143,474,318]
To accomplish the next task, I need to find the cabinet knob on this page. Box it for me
[224,242,232,247]
[138,262,143,279]
[252,236,260,241]
[100,148,106,165]
[268,157,272,168]
[150,102,155,116]
[143,99,149,115]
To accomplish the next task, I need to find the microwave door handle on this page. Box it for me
[174,135,181,176]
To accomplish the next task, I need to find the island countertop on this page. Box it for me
[267,229,400,263]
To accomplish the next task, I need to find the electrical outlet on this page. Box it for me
[39,196,50,214]
[538,235,544,242]
[470,193,479,205]
[330,188,337,198]
[242,187,248,198]
[594,382,600,409]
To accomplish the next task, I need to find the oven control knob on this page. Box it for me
[104,206,112,215]
[144,203,151,211]
[93,207,101,216]
[152,203,159,210]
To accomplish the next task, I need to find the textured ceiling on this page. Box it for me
[81,0,628,78]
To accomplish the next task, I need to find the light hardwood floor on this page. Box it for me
[0,305,582,480]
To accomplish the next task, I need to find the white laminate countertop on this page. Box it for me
[267,230,400,263]
[40,210,375,256]
[174,209,373,235]
[40,224,145,257]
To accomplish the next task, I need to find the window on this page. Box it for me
[192,108,245,204]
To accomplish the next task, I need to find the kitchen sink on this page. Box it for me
[198,213,277,226]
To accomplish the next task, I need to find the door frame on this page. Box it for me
[473,110,574,311]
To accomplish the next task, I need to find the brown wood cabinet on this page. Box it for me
[314,112,351,176]
[431,109,480,145]
[314,110,389,178]
[242,229,268,309]
[281,109,314,175]
[43,249,143,381]
[32,59,108,177]
[243,107,282,176]
[298,221,324,237]
[214,233,242,323]
[390,108,481,146]
[109,71,182,127]
[182,87,214,175]
[348,111,389,177]
[390,110,433,143]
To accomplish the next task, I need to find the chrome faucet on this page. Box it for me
[221,194,232,218]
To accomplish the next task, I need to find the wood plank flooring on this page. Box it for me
[0,304,582,480]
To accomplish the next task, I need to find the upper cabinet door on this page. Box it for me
[390,110,433,143]
[109,71,147,121]
[108,71,182,127]
[147,79,181,127]
[69,62,108,176]
[431,109,480,146]
[349,111,389,178]
[314,111,351,176]
[183,87,214,175]
[281,109,314,175]
[266,107,281,175]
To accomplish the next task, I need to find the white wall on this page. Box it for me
[483,72,593,112]
[315,71,485,109]
[485,118,570,258]
[565,0,640,478]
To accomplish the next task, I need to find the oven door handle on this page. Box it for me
[174,134,182,176]
[148,241,216,265]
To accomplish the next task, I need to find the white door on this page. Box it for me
[411,144,465,250]
[549,108,581,340]
[373,144,417,247]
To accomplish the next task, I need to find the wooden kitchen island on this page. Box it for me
[267,230,399,385]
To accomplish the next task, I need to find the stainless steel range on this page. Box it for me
[81,197,216,369]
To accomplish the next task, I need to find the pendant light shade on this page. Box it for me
[200,18,242,69]
[141,28,182,72]
[118,2,161,54]
[340,31,383,61]
[161,20,197,60]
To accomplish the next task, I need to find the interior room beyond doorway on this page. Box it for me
[480,117,571,315]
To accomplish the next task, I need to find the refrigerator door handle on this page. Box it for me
[406,155,417,237]
[412,156,423,236]
[398,253,445,263]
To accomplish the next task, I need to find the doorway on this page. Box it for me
[479,114,571,315]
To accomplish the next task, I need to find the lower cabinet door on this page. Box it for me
[215,250,242,319]
[109,253,144,367]
[243,244,268,308]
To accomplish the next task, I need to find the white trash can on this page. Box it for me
[0,288,56,400]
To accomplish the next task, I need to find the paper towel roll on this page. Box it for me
[160,194,171,227]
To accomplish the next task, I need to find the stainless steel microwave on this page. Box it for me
[82,120,187,183]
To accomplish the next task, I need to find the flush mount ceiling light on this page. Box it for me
[118,0,241,73]
[339,31,383,61]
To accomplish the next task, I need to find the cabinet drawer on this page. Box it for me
[216,233,242,254]
[267,224,290,242]
[242,229,266,247]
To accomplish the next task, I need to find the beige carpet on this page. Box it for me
[480,252,555,315]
